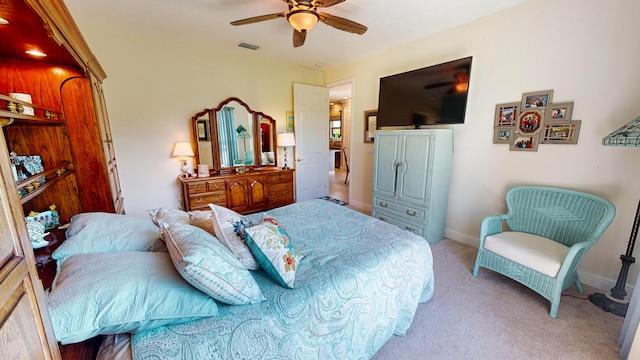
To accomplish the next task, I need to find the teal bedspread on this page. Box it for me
[131,199,434,360]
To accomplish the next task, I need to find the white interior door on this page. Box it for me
[294,83,329,202]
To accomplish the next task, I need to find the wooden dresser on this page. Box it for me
[179,168,295,214]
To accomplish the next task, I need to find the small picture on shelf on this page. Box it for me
[14,155,44,181]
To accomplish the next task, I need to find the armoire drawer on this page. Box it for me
[372,210,425,237]
[373,195,427,222]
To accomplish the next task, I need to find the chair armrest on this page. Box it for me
[479,214,508,247]
[556,241,593,278]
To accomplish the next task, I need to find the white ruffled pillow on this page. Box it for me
[208,204,259,270]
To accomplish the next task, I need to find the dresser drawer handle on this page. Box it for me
[405,226,416,232]
[406,210,416,216]
[195,185,204,190]
[214,195,222,200]
[378,216,387,221]
[195,197,204,203]
[379,202,388,207]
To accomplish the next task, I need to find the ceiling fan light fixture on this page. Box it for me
[287,9,319,32]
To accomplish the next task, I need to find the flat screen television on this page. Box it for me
[377,56,473,128]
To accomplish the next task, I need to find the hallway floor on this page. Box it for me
[328,168,349,202]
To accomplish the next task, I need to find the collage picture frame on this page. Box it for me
[493,89,580,151]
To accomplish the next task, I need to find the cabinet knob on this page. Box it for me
[406,210,416,216]
[195,197,203,203]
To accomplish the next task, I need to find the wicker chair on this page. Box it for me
[472,186,616,318]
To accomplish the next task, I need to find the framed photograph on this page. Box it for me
[494,126,515,144]
[521,89,554,110]
[196,119,210,141]
[546,102,574,123]
[516,108,545,135]
[364,109,377,143]
[541,120,582,144]
[494,102,520,127]
[286,111,295,132]
[510,134,539,152]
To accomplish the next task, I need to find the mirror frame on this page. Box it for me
[192,97,278,172]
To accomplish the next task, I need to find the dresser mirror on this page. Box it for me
[192,97,277,172]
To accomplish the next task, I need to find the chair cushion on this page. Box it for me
[484,231,569,277]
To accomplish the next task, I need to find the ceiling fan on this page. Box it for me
[230,0,367,47]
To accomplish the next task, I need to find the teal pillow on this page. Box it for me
[53,212,166,265]
[47,251,219,344]
[164,222,265,305]
[245,217,302,289]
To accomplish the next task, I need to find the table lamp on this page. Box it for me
[277,132,295,170]
[172,141,195,177]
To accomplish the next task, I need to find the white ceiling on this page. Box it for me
[65,0,528,72]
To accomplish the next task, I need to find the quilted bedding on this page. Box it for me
[131,199,434,359]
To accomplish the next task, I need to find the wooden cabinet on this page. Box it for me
[0,1,123,358]
[372,129,453,243]
[180,169,295,214]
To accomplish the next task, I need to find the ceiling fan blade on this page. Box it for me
[293,29,307,47]
[230,12,286,26]
[318,13,367,34]
[424,82,454,89]
[314,0,346,8]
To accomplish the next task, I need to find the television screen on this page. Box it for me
[377,56,473,128]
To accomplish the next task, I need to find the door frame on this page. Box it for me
[327,78,354,203]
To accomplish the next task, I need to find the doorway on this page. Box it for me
[327,81,352,203]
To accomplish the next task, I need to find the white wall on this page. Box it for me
[325,0,640,289]
[70,25,323,216]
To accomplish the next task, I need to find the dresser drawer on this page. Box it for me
[373,195,426,222]
[266,172,293,183]
[268,183,292,194]
[207,180,225,192]
[187,181,208,194]
[188,192,227,209]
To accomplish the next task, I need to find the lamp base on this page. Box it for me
[589,292,629,317]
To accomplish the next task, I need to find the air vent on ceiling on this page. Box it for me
[238,42,260,50]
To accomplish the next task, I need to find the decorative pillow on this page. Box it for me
[188,209,215,234]
[209,204,259,270]
[53,212,166,265]
[245,218,302,289]
[163,222,265,305]
[147,207,190,227]
[47,252,219,345]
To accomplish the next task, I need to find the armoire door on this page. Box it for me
[396,131,433,204]
[0,131,60,359]
[372,131,401,197]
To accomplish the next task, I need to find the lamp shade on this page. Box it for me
[172,141,195,157]
[287,10,319,32]
[277,132,296,147]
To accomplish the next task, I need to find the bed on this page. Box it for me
[47,199,434,359]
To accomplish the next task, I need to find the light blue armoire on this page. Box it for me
[372,129,453,243]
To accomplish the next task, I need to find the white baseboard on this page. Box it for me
[444,228,634,295]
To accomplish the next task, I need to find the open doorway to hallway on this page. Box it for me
[328,81,352,203]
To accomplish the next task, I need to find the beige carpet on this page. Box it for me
[372,239,624,360]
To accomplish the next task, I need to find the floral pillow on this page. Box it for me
[245,217,302,289]
[209,204,259,270]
